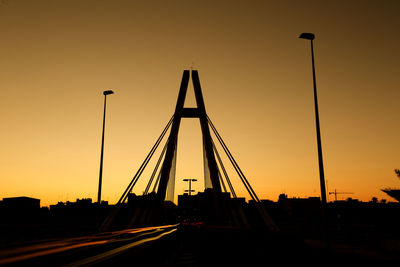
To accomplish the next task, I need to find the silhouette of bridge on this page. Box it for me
[101,70,276,231]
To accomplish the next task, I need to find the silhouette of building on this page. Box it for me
[49,198,110,215]
[0,196,43,226]
[2,196,40,210]
[278,194,321,214]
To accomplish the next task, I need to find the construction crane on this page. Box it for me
[329,189,354,201]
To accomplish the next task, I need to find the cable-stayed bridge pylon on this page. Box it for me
[101,70,277,231]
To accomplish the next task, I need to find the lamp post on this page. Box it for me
[299,33,327,208]
[183,179,197,196]
[98,90,114,204]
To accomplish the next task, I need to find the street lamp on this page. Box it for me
[299,33,328,208]
[97,90,114,204]
[183,179,197,196]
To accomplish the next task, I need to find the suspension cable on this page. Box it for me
[217,166,227,193]
[117,115,174,204]
[207,115,260,202]
[212,139,237,198]
[144,137,169,195]
[208,116,279,231]
[152,169,162,193]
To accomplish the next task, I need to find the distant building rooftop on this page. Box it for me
[2,196,40,209]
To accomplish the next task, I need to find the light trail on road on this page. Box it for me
[64,227,178,267]
[0,224,179,265]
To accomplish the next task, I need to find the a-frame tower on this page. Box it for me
[157,70,221,201]
[101,70,278,231]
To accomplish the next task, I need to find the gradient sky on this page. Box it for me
[0,0,399,206]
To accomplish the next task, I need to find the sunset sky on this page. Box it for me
[0,0,399,206]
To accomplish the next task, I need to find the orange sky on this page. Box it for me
[0,0,399,206]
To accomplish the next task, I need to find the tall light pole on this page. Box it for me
[98,90,114,204]
[299,33,327,208]
[183,178,197,196]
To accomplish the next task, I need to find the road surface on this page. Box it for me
[1,224,399,266]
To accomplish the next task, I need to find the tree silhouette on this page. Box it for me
[395,169,400,179]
